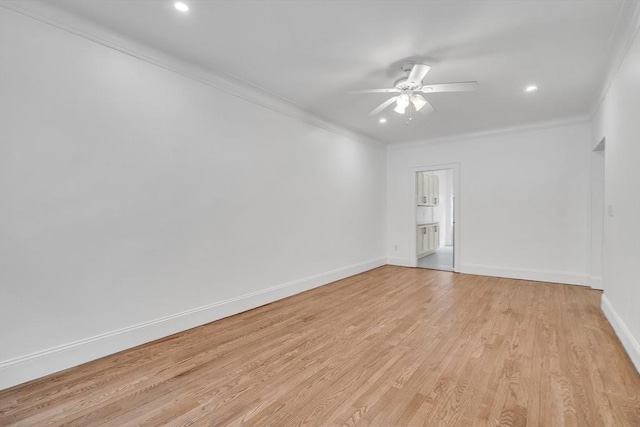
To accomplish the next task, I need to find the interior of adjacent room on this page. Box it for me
[416,169,455,271]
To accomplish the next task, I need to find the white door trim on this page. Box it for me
[409,163,461,271]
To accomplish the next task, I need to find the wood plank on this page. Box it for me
[0,266,638,426]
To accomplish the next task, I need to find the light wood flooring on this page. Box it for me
[1,266,639,426]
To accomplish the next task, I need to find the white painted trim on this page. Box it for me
[601,295,640,373]
[0,2,383,150]
[589,276,604,290]
[587,150,595,292]
[0,257,386,390]
[387,115,590,151]
[460,264,589,286]
[409,164,461,272]
[386,257,414,267]
[587,0,640,115]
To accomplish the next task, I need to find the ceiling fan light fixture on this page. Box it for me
[394,94,410,114]
[394,104,407,114]
[174,2,189,12]
[411,95,427,111]
[353,64,478,120]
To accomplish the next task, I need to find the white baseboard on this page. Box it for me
[590,275,604,290]
[601,295,640,373]
[0,257,386,390]
[460,264,588,286]
[386,257,414,267]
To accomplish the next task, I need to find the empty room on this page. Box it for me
[0,0,639,425]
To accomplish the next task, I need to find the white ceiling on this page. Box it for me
[4,0,632,143]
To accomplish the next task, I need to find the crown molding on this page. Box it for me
[386,114,591,151]
[586,0,640,116]
[0,0,384,150]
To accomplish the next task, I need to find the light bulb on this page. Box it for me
[397,94,410,107]
[174,2,189,12]
[394,104,407,114]
[394,94,410,114]
[411,95,427,111]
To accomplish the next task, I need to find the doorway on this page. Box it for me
[411,165,460,271]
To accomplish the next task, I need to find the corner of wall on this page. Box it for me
[586,0,640,116]
[601,294,640,373]
[0,257,387,390]
[387,257,414,268]
[0,1,384,150]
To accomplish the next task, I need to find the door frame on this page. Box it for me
[409,163,461,271]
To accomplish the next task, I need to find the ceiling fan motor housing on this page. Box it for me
[395,62,431,91]
[394,77,422,91]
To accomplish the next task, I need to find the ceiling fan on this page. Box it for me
[350,62,478,119]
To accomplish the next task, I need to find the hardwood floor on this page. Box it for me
[1,266,639,426]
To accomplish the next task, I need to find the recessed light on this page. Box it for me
[174,2,189,12]
[379,118,387,123]
[525,85,538,92]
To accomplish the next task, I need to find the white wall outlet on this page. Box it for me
[394,244,398,251]
[608,204,614,217]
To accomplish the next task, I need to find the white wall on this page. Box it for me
[388,122,592,284]
[589,147,605,289]
[0,9,386,389]
[590,28,640,372]
[435,169,454,246]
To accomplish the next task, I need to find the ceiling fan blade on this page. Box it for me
[406,64,431,85]
[369,96,398,116]
[420,81,479,93]
[349,88,401,94]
